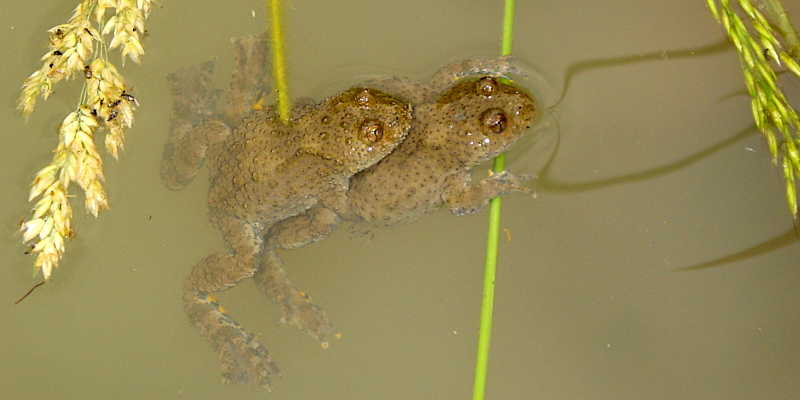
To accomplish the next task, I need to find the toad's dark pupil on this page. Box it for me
[360,119,384,142]
[480,108,508,134]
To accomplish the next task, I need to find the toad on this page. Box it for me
[160,35,412,388]
[255,58,537,356]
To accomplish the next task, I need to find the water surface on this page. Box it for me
[1,1,799,399]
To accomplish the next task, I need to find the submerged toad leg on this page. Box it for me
[253,207,340,344]
[253,249,337,347]
[161,61,226,190]
[183,212,279,388]
[442,171,533,216]
[222,34,270,124]
[161,120,230,190]
[267,206,341,250]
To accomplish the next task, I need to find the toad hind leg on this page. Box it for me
[183,214,279,388]
[253,207,340,344]
[184,291,280,388]
[253,249,337,347]
[222,34,270,124]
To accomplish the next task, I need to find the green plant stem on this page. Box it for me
[269,0,291,123]
[472,2,514,399]
[501,0,514,55]
[472,191,502,400]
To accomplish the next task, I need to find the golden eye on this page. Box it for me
[480,108,508,134]
[476,76,499,97]
[359,119,384,143]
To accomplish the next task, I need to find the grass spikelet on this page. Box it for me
[18,0,157,281]
[707,0,800,218]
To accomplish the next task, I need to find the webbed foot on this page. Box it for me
[222,34,270,123]
[182,217,280,388]
[255,250,338,346]
[278,289,337,348]
[486,169,534,194]
[186,293,280,389]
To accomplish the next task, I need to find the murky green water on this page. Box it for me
[2,1,799,399]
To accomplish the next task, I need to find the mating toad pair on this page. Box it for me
[161,35,537,389]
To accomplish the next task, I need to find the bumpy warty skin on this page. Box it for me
[206,87,413,227]
[161,34,413,390]
[346,75,536,226]
[258,62,538,375]
[267,60,537,251]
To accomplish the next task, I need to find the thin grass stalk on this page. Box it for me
[472,2,515,399]
[269,0,291,124]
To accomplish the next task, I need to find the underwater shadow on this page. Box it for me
[537,124,757,192]
[675,226,798,271]
[530,38,798,270]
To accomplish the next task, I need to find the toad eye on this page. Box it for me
[476,76,499,97]
[480,108,508,134]
[355,89,375,108]
[359,119,384,143]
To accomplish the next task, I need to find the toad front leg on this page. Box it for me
[183,212,279,389]
[442,170,533,216]
[161,119,230,190]
[266,206,341,250]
